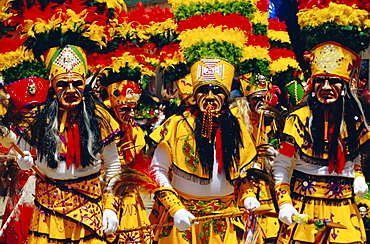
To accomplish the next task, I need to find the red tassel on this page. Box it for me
[216,126,223,174]
[66,123,81,169]
[335,139,345,174]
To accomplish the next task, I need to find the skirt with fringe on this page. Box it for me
[276,171,366,244]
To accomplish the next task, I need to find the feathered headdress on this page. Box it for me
[268,17,305,108]
[11,0,115,62]
[94,44,159,107]
[92,3,163,119]
[169,0,257,96]
[297,0,370,83]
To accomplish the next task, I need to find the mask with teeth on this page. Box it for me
[195,84,226,140]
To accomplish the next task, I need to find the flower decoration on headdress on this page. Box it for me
[97,44,159,89]
[108,2,182,86]
[297,0,370,52]
[108,2,177,48]
[0,0,13,22]
[268,18,300,75]
[297,0,370,53]
[297,0,370,82]
[158,43,188,86]
[0,35,34,73]
[0,0,15,38]
[237,0,271,81]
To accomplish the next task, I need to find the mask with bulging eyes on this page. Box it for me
[107,80,142,124]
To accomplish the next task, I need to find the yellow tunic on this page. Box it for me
[149,109,257,244]
[276,106,370,244]
[106,123,152,244]
[24,105,121,244]
[248,112,280,242]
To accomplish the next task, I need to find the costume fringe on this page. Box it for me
[172,165,211,185]
[29,231,102,244]
[291,193,352,206]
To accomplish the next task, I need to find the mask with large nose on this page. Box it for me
[195,84,227,114]
[52,72,86,110]
[313,76,344,104]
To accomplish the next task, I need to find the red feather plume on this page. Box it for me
[112,153,159,198]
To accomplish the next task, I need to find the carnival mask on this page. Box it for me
[107,80,141,108]
[248,89,268,114]
[195,84,226,114]
[52,72,86,110]
[313,76,343,104]
[106,80,141,124]
[112,106,135,126]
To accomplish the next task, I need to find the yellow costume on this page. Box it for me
[20,104,121,244]
[149,108,257,244]
[237,75,281,242]
[248,112,279,243]
[273,0,370,241]
[274,105,370,244]
[106,127,151,244]
[16,43,122,244]
[101,64,153,243]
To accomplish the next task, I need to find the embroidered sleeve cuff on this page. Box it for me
[236,177,257,206]
[275,182,292,208]
[103,194,119,213]
[155,187,186,217]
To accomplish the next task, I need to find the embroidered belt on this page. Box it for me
[291,170,354,200]
[177,190,238,214]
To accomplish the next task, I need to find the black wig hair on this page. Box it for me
[303,81,367,159]
[193,104,243,183]
[27,86,113,169]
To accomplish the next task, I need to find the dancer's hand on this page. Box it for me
[173,208,197,231]
[17,151,34,170]
[243,197,261,210]
[278,203,298,225]
[103,209,118,234]
[354,176,368,198]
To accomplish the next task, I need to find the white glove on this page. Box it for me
[102,209,118,234]
[173,208,196,231]
[278,203,298,225]
[17,151,34,170]
[354,176,368,198]
[243,197,261,210]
